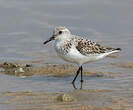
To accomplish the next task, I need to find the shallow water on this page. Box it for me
[0,0,133,62]
[0,0,133,109]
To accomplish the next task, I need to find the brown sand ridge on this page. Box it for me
[0,62,117,77]
[0,62,95,77]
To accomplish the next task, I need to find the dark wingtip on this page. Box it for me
[116,48,122,51]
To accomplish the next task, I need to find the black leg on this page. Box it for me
[72,67,81,89]
[80,66,83,89]
[72,81,76,89]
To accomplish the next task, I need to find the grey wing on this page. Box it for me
[75,38,116,56]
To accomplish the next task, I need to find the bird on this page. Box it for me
[43,26,121,89]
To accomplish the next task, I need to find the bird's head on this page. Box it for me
[43,26,71,45]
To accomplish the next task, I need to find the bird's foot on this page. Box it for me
[72,81,77,89]
[80,80,83,89]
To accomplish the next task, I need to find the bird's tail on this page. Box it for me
[111,48,121,53]
[105,48,122,56]
[115,48,122,51]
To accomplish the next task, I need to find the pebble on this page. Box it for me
[57,93,75,102]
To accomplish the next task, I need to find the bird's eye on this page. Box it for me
[59,31,62,34]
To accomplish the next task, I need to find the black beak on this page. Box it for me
[43,36,55,45]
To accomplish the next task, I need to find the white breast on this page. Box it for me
[55,41,89,66]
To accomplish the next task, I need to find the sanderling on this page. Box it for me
[43,26,121,89]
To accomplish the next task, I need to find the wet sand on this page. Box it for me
[0,89,133,110]
[0,62,133,110]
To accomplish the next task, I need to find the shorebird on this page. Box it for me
[43,26,121,89]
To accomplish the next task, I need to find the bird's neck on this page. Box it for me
[57,34,71,42]
[54,35,72,50]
